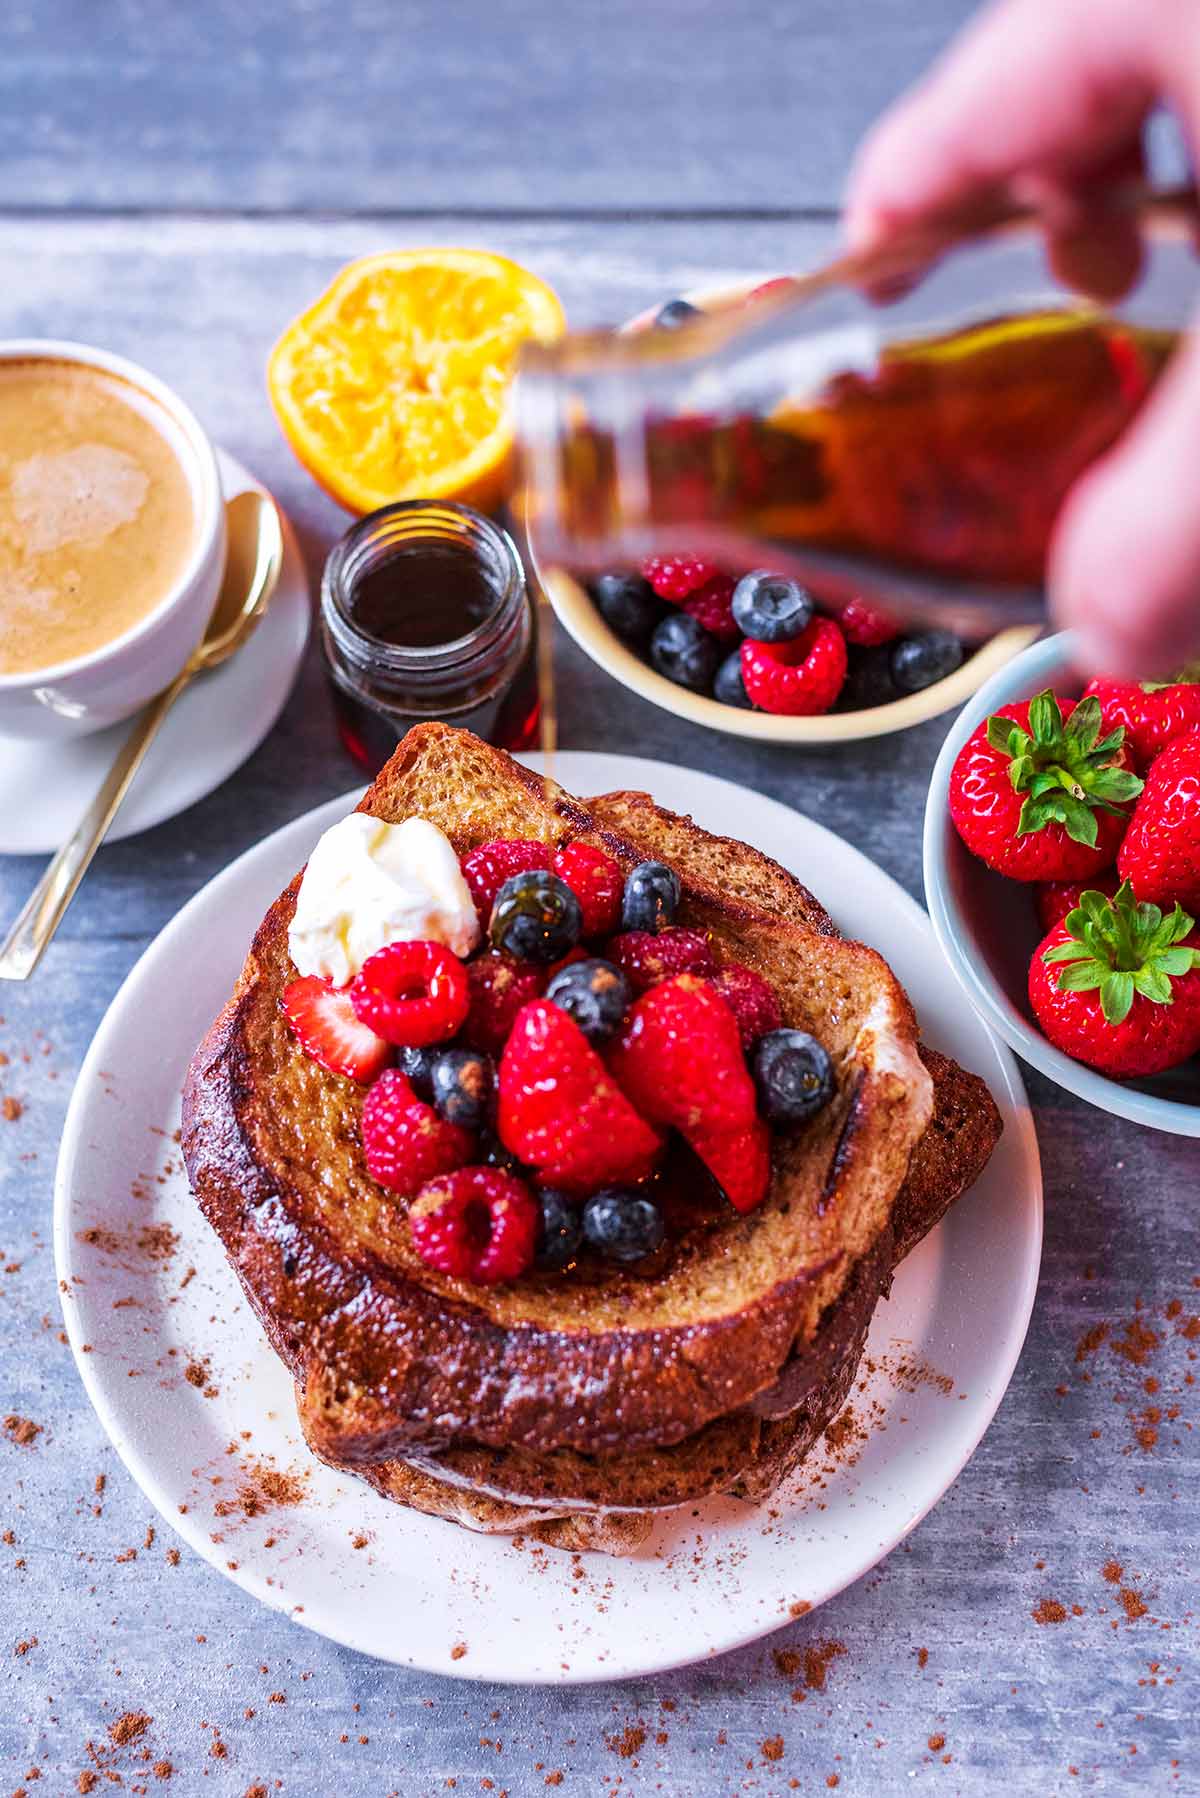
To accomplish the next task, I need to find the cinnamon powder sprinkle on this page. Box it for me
[803,1640,846,1691]
[605,1725,646,1759]
[2,1096,23,1121]
[1102,1560,1123,1585]
[3,1415,41,1447]
[761,1737,785,1762]
[1032,1599,1068,1625]
[1120,1588,1148,1621]
[109,1712,151,1746]
[928,1734,946,1752]
[77,1776,97,1795]
[450,1642,468,1662]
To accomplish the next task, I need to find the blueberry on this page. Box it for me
[650,612,721,693]
[836,644,899,712]
[429,1046,495,1129]
[397,1044,437,1102]
[731,571,814,643]
[752,1028,835,1128]
[713,648,753,708]
[581,1189,665,1263]
[890,630,963,693]
[479,1130,522,1175]
[546,957,632,1044]
[620,860,680,933]
[490,870,583,962]
[654,297,702,330]
[535,1188,584,1271]
[590,572,666,645]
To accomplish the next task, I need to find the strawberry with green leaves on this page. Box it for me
[1083,669,1200,768]
[1117,728,1200,911]
[1029,881,1200,1076]
[949,690,1142,882]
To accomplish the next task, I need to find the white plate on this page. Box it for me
[55,753,1042,1685]
[0,449,310,855]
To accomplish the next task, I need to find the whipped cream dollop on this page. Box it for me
[288,813,479,986]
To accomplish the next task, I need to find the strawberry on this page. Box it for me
[1029,880,1200,1076]
[361,1070,475,1197]
[606,926,715,994]
[281,976,390,1084]
[1117,729,1200,910]
[949,691,1142,882]
[691,1117,772,1214]
[840,597,901,647]
[1035,871,1119,936]
[708,962,783,1049]
[497,1000,663,1193]
[1084,670,1200,767]
[740,617,847,716]
[552,841,623,937]
[610,974,757,1136]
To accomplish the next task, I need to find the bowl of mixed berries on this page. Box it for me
[539,281,1038,746]
[925,632,1200,1134]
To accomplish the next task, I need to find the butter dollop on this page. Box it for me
[288,813,479,985]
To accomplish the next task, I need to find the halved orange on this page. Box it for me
[267,248,565,515]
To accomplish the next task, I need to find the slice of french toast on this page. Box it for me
[182,724,998,1552]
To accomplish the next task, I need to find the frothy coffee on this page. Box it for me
[0,360,197,674]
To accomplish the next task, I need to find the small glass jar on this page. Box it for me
[320,500,540,773]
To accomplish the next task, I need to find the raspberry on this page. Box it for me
[409,1167,538,1285]
[741,618,847,715]
[460,839,549,924]
[361,1070,474,1197]
[708,963,782,1049]
[350,940,469,1047]
[610,974,757,1136]
[462,952,545,1055]
[691,1117,772,1214]
[680,574,739,644]
[840,597,901,647]
[553,842,623,937]
[498,1000,663,1193]
[607,927,715,994]
[641,555,720,601]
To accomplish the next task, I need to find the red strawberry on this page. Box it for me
[641,555,719,601]
[681,574,739,644]
[281,976,390,1084]
[1084,671,1200,767]
[708,963,783,1049]
[553,842,622,937]
[1118,729,1200,909]
[740,617,847,716]
[462,952,545,1055]
[1035,871,1119,936]
[361,1070,474,1196]
[840,597,901,647]
[949,691,1142,882]
[691,1117,772,1214]
[606,926,715,994]
[350,940,469,1047]
[409,1167,538,1285]
[610,974,756,1136]
[498,1000,663,1193]
[1029,881,1200,1076]
[460,839,549,925]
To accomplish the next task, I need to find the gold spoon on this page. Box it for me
[0,489,285,981]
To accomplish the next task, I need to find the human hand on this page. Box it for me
[844,0,1200,678]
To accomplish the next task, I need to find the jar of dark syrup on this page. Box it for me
[321,501,539,773]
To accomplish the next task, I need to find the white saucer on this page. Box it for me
[55,753,1042,1684]
[0,448,310,855]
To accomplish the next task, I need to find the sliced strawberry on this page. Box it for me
[282,976,391,1084]
[610,973,757,1136]
[691,1117,772,1214]
[498,1000,663,1193]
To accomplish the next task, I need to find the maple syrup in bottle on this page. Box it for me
[321,501,539,774]
[513,199,1196,633]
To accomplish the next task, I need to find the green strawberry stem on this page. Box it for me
[985,690,1143,846]
[1042,879,1200,1024]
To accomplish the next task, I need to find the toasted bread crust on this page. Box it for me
[183,727,942,1471]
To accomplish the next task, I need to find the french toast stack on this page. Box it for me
[182,725,1001,1554]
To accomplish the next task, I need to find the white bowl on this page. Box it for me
[537,278,1039,747]
[923,631,1200,1135]
[0,339,226,739]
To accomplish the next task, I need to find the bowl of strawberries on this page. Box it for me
[925,632,1200,1134]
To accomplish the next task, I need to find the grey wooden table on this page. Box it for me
[2,5,1197,1794]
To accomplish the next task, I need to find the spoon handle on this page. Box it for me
[0,670,190,981]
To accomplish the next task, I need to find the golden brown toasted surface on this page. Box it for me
[182,724,935,1466]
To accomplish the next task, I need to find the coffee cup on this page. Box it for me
[0,339,226,739]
